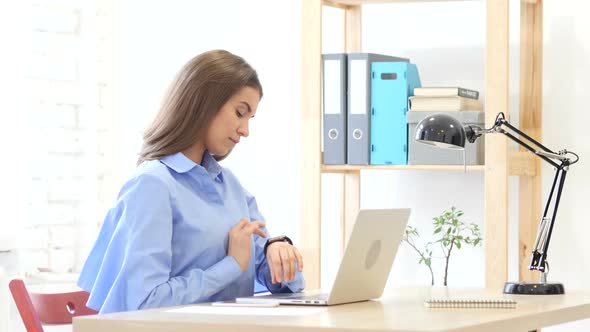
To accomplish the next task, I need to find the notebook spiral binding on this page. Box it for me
[424,298,517,309]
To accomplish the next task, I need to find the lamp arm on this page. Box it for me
[497,117,574,275]
[467,112,577,279]
[466,113,570,168]
[494,118,562,168]
[530,167,568,273]
[465,113,579,282]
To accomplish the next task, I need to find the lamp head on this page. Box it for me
[414,113,467,149]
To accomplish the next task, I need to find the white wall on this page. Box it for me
[0,7,28,332]
[116,0,302,242]
[0,0,28,255]
[0,0,101,276]
[539,1,590,330]
[542,0,590,289]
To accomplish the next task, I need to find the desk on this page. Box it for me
[73,287,590,332]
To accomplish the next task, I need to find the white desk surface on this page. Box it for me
[73,286,590,332]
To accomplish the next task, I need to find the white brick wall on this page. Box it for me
[48,248,75,273]
[30,154,86,178]
[29,31,79,55]
[30,5,79,33]
[1,0,122,277]
[27,102,78,128]
[26,53,78,81]
[16,227,49,250]
[26,200,78,225]
[95,0,122,228]
[28,80,82,104]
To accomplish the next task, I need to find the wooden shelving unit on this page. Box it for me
[300,0,543,290]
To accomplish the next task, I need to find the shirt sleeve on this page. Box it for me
[245,190,306,293]
[78,174,243,313]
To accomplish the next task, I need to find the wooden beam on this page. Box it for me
[340,5,362,255]
[344,5,362,53]
[322,164,485,173]
[509,151,537,177]
[485,0,510,290]
[326,0,473,5]
[519,0,543,283]
[322,0,349,10]
[342,172,360,253]
[300,0,322,290]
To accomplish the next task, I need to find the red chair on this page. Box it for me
[8,279,98,332]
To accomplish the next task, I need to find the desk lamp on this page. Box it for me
[414,112,579,295]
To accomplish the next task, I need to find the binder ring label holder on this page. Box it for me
[328,129,339,140]
[353,129,363,140]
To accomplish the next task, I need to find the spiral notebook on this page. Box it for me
[424,298,517,309]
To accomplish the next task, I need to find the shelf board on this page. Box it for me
[323,0,474,7]
[321,164,485,173]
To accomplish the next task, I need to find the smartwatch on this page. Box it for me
[263,235,293,256]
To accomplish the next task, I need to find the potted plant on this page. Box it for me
[403,207,482,286]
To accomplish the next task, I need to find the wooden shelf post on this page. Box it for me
[485,0,510,290]
[341,4,362,252]
[300,0,323,290]
[519,0,543,283]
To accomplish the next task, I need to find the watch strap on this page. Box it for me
[263,235,293,256]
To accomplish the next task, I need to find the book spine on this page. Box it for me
[458,88,479,99]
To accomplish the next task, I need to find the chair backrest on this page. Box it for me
[8,279,98,332]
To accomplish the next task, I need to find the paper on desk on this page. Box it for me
[167,305,326,316]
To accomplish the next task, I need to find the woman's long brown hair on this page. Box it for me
[137,50,263,165]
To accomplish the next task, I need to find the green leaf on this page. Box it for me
[434,227,442,234]
[456,242,462,249]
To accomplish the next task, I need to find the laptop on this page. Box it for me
[236,208,411,306]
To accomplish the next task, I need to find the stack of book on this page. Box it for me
[408,87,482,111]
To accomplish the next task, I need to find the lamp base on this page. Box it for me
[503,282,565,295]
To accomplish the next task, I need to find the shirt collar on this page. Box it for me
[160,151,223,181]
[201,152,223,181]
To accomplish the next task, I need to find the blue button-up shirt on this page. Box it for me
[78,152,304,314]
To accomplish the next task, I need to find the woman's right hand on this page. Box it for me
[228,218,266,271]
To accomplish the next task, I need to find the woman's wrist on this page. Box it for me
[263,235,293,256]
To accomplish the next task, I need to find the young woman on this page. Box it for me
[78,50,305,314]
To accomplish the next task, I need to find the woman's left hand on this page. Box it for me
[266,242,304,284]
